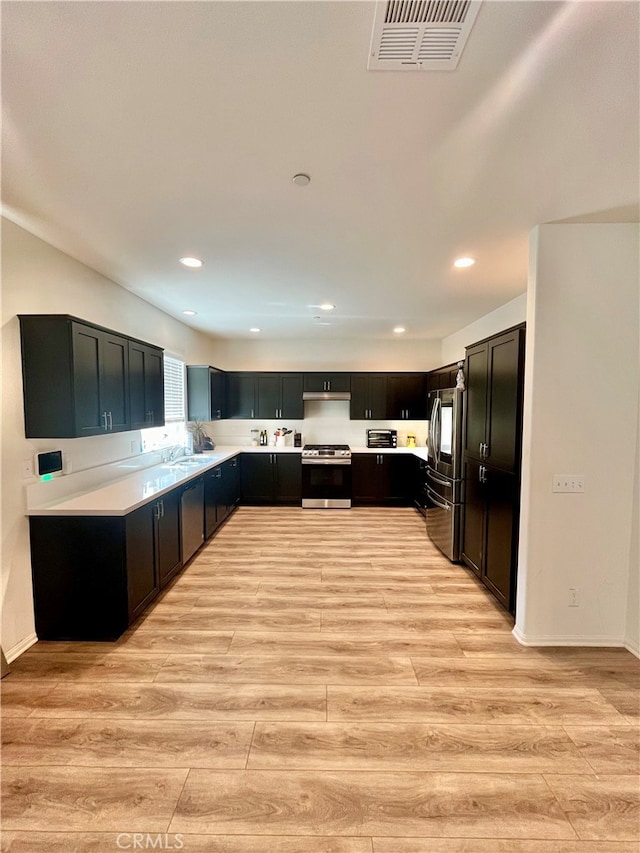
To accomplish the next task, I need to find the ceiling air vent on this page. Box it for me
[368,0,482,71]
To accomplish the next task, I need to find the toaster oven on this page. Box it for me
[366,429,397,448]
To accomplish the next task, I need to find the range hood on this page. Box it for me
[303,390,351,402]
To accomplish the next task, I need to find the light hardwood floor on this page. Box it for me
[2,507,639,853]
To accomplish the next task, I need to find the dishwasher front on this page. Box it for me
[180,478,204,564]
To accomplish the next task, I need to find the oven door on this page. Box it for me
[301,461,352,508]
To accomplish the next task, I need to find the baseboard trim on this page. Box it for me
[512,626,625,648]
[5,633,38,663]
[624,637,640,659]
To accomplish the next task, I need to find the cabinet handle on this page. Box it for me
[102,412,108,431]
[327,380,331,391]
[251,408,254,418]
[154,501,161,520]
[160,500,164,518]
[107,411,113,430]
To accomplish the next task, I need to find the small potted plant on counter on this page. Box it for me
[188,419,212,454]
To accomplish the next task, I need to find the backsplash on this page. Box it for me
[204,400,429,448]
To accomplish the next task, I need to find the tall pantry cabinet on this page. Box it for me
[461,325,526,613]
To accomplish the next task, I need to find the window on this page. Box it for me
[140,355,188,452]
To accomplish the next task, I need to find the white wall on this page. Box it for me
[515,223,639,648]
[205,400,428,450]
[440,294,527,364]
[1,218,218,658]
[208,337,442,372]
[625,393,640,654]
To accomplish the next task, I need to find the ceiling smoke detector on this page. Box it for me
[368,0,483,71]
[292,173,311,187]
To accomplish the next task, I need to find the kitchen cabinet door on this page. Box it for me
[204,466,223,537]
[464,327,524,472]
[461,460,518,610]
[273,454,301,503]
[227,373,257,419]
[187,365,226,421]
[384,454,415,505]
[303,373,351,393]
[101,332,129,432]
[241,454,274,503]
[350,374,388,420]
[280,374,304,419]
[483,467,518,609]
[125,504,160,622]
[72,323,129,435]
[222,456,241,516]
[256,374,280,419]
[461,459,484,578]
[130,341,165,429]
[386,374,427,420]
[71,323,104,436]
[463,342,489,461]
[256,373,303,420]
[352,454,382,504]
[156,488,182,588]
[485,329,524,472]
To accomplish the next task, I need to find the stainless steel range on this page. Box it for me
[301,444,351,508]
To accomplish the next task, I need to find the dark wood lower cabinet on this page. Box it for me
[241,453,301,505]
[205,458,241,537]
[461,459,519,612]
[352,453,415,506]
[29,508,159,641]
[156,489,182,588]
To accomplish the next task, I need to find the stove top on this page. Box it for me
[302,444,351,458]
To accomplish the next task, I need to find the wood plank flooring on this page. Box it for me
[2,506,639,852]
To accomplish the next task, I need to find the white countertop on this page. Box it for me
[26,444,428,517]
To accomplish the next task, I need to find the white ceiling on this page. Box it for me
[2,1,638,341]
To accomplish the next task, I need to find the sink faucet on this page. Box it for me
[162,445,185,463]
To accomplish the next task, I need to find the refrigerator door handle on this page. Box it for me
[426,468,452,489]
[426,485,451,511]
[433,397,442,466]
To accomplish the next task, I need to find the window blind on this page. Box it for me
[164,356,186,423]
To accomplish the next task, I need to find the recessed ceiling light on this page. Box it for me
[179,256,203,268]
[292,173,311,187]
[454,257,475,268]
[249,327,261,333]
[320,303,335,311]
[393,326,406,334]
[182,310,197,316]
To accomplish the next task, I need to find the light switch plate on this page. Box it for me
[552,474,585,493]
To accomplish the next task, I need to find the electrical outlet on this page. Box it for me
[552,474,585,493]
[130,440,138,453]
[21,460,34,479]
[568,587,579,607]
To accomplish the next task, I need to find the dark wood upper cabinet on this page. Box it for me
[129,341,165,429]
[350,373,388,420]
[227,373,303,420]
[70,323,129,436]
[426,364,459,392]
[226,373,257,419]
[187,365,225,421]
[257,373,303,420]
[461,324,526,614]
[19,315,165,438]
[463,326,525,473]
[386,374,427,420]
[303,373,351,393]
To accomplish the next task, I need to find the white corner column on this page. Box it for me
[515,223,639,649]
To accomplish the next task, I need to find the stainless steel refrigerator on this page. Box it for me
[426,387,464,561]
